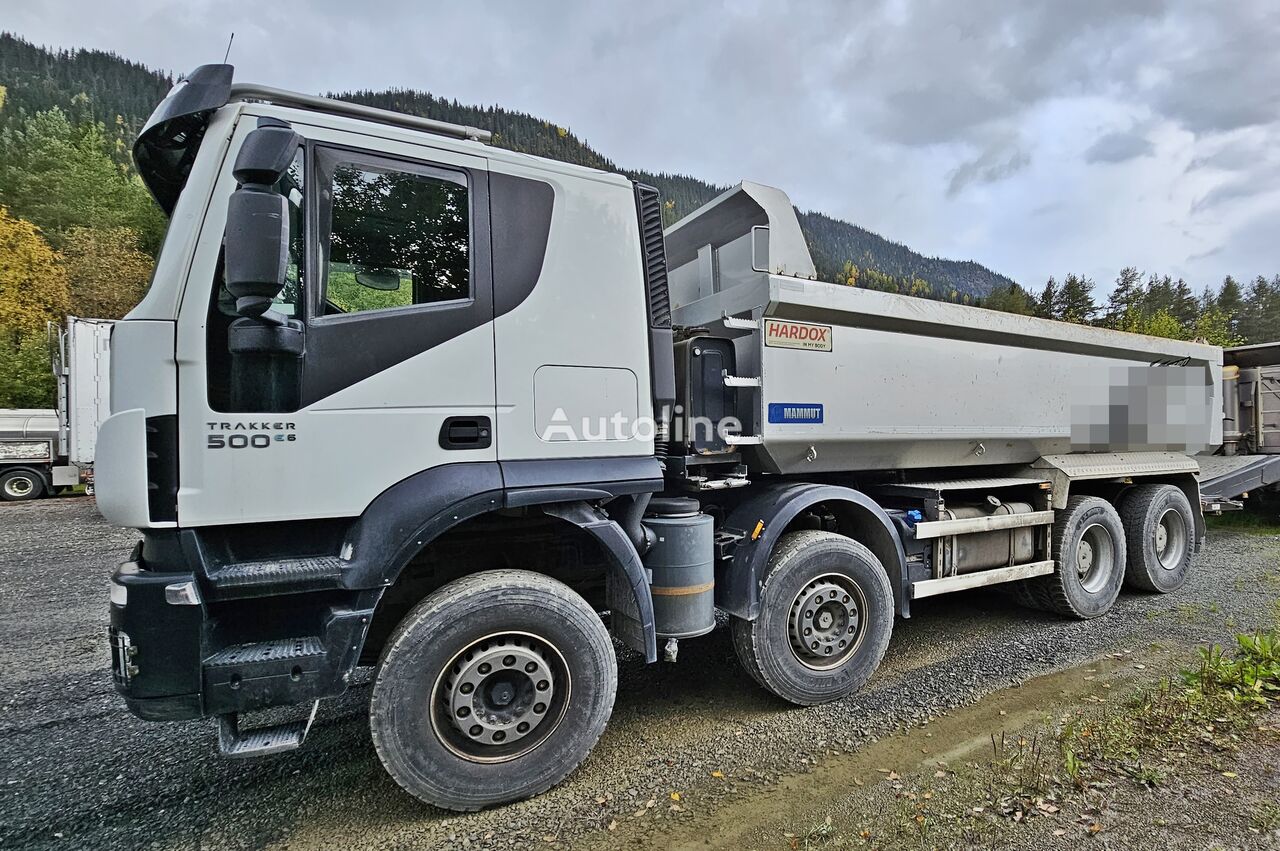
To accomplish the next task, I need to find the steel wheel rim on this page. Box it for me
[1076,522,1115,593]
[4,475,34,498]
[429,631,570,764]
[788,572,867,670]
[1155,507,1188,571]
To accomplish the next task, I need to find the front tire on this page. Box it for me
[370,570,617,811]
[1119,485,1194,593]
[1036,496,1126,618]
[1,469,46,501]
[731,531,893,706]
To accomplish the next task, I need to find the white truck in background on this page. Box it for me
[0,317,113,501]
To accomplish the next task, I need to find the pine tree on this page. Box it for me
[1217,275,1244,336]
[1037,277,1060,320]
[1103,267,1143,328]
[1238,275,1280,344]
[981,284,1035,315]
[1171,278,1197,327]
[1143,274,1176,316]
[1058,274,1097,324]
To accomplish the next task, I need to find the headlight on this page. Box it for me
[109,580,128,607]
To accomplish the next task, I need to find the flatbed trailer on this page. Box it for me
[95,65,1274,811]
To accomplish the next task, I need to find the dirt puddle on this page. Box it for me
[586,645,1183,850]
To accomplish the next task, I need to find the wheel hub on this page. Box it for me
[433,634,565,760]
[1077,540,1094,576]
[5,477,33,498]
[789,575,864,670]
[1155,508,1187,570]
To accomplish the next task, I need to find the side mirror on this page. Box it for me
[355,268,403,291]
[224,119,302,325]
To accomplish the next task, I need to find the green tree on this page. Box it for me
[1103,267,1143,328]
[1058,273,1097,324]
[0,107,165,252]
[1142,274,1176,316]
[1036,277,1060,320]
[1239,275,1280,344]
[1171,278,1198,327]
[1213,275,1244,335]
[0,328,55,407]
[1190,307,1244,347]
[981,283,1036,315]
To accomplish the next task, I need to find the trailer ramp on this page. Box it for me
[1197,454,1280,510]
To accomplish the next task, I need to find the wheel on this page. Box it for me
[1119,485,1194,593]
[1,469,46,501]
[1035,495,1126,618]
[731,530,893,706]
[369,570,617,811]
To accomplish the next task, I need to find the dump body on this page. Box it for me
[666,183,1222,475]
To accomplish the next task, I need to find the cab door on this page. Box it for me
[175,115,495,526]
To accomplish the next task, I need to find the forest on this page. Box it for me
[1,32,1278,410]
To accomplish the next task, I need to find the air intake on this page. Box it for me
[145,415,178,522]
[633,183,672,328]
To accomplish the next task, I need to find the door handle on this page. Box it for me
[439,416,492,450]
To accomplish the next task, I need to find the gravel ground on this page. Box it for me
[2,497,1278,850]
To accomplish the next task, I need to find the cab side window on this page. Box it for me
[317,151,470,316]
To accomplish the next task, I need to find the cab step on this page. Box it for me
[207,556,344,597]
[203,636,326,668]
[203,637,329,716]
[217,701,319,758]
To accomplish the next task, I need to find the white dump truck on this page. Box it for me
[0,317,113,500]
[99,65,1275,811]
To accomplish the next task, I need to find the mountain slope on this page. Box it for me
[0,32,1015,298]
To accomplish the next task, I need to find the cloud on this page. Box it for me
[1191,179,1269,215]
[948,142,1032,196]
[1085,131,1154,163]
[5,0,1279,291]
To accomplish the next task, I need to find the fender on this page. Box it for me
[339,459,661,662]
[542,501,658,663]
[719,482,910,621]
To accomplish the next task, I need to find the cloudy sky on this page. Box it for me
[9,0,1279,295]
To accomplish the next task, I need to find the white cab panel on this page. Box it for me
[491,165,653,461]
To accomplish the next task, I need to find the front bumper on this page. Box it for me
[109,548,204,720]
[108,534,376,725]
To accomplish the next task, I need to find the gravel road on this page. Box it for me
[2,497,1278,850]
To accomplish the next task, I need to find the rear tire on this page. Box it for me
[370,570,616,811]
[1,469,46,501]
[1119,485,1194,593]
[731,531,893,706]
[1035,496,1126,619]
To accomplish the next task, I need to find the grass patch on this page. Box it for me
[1207,509,1280,536]
[830,624,1280,848]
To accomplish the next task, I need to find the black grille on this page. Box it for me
[633,183,671,328]
[145,414,179,522]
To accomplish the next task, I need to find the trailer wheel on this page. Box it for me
[1037,496,1126,618]
[369,569,617,811]
[1,469,46,501]
[731,531,893,706]
[1119,485,1194,593]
